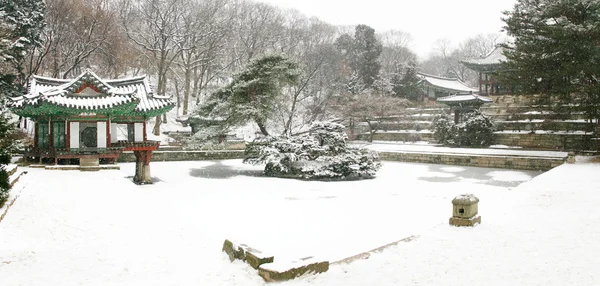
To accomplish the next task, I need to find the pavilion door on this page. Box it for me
[79,122,97,152]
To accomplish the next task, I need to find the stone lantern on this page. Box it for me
[449,194,481,227]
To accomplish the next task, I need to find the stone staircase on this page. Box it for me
[353,95,599,151]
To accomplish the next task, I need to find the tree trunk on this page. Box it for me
[153,115,162,136]
[183,66,191,115]
[256,119,269,136]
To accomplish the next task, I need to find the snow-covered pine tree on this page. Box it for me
[0,0,45,206]
[196,54,300,137]
[0,0,46,90]
[244,121,381,180]
[502,0,600,120]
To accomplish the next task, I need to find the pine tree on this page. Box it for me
[392,62,422,100]
[334,24,383,93]
[501,0,600,120]
[0,0,46,90]
[0,0,45,206]
[197,55,300,136]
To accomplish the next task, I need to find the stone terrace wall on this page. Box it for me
[379,151,565,171]
[117,150,245,162]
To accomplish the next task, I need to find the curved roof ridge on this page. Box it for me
[417,72,461,82]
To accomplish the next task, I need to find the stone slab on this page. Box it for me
[258,260,329,282]
[450,215,481,227]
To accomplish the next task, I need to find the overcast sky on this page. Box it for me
[256,0,517,59]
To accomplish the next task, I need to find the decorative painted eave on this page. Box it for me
[8,70,175,118]
[437,93,494,107]
[461,46,507,73]
[417,72,477,93]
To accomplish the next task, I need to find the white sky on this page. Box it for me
[256,0,517,59]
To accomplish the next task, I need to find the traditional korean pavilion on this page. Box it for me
[417,72,477,101]
[437,93,493,123]
[8,69,175,184]
[461,46,510,96]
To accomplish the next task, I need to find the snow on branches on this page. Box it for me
[244,121,381,180]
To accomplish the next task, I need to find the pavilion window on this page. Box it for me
[53,122,66,149]
[38,122,49,149]
[127,123,135,142]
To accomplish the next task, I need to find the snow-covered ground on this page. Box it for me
[1,158,599,285]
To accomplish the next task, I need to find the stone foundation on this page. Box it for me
[258,260,329,282]
[449,215,481,227]
[379,151,565,171]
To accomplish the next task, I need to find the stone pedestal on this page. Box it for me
[449,194,481,227]
[80,155,100,171]
[133,150,153,184]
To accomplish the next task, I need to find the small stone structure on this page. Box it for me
[222,239,329,282]
[222,239,274,270]
[258,259,329,282]
[449,194,481,227]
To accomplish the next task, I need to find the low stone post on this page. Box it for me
[567,152,576,164]
[449,194,481,227]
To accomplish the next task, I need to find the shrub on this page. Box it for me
[432,114,457,145]
[433,111,495,147]
[244,121,381,180]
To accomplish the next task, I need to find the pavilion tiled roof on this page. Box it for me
[461,46,507,72]
[9,70,174,117]
[417,73,477,93]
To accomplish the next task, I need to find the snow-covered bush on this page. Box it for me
[244,121,381,180]
[433,111,495,147]
[432,114,457,146]
[456,111,495,147]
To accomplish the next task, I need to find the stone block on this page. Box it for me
[450,215,481,227]
[222,239,274,270]
[258,259,329,282]
[80,155,99,167]
[451,194,479,219]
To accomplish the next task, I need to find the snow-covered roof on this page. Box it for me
[417,73,476,93]
[436,94,493,104]
[461,46,507,72]
[9,69,174,117]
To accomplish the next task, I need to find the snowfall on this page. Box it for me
[1,157,599,285]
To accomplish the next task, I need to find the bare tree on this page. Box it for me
[120,0,185,135]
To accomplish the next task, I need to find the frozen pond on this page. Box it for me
[0,160,546,285]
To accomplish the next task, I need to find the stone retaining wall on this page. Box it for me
[117,150,245,162]
[494,133,595,151]
[380,151,565,171]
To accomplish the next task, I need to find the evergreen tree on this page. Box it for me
[197,55,300,136]
[334,24,383,93]
[391,62,423,100]
[352,24,382,89]
[501,0,600,119]
[0,0,45,206]
[0,0,46,90]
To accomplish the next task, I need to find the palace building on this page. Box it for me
[8,69,175,184]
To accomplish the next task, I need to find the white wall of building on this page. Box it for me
[110,123,119,143]
[134,122,144,142]
[69,122,79,149]
[97,122,107,148]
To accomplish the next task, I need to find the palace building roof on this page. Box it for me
[417,72,477,94]
[461,46,507,73]
[9,69,174,118]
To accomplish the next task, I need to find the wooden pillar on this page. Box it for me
[66,119,70,150]
[479,72,483,94]
[143,120,147,141]
[49,117,53,149]
[106,118,111,148]
[485,74,489,95]
[34,121,38,149]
